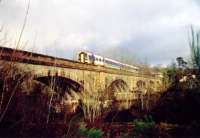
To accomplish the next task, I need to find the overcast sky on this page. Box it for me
[0,0,200,66]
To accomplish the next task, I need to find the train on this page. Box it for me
[78,51,139,72]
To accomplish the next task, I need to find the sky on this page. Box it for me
[0,0,200,66]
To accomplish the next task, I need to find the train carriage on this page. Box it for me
[78,51,104,66]
[78,51,139,71]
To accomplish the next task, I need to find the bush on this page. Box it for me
[130,115,158,138]
[87,128,104,138]
[78,124,88,136]
[78,125,104,138]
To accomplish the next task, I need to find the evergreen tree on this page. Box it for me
[190,27,200,72]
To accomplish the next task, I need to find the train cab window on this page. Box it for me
[84,54,88,60]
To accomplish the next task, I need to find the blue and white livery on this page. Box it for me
[78,51,139,71]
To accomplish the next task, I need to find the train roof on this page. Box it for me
[79,51,101,57]
[104,57,122,64]
[79,51,92,55]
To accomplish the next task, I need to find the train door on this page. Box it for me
[79,52,87,63]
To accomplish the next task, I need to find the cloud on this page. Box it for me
[0,0,200,65]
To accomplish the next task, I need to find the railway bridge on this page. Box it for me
[0,46,163,102]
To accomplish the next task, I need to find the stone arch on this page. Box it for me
[149,80,155,88]
[34,76,84,120]
[156,81,161,89]
[35,76,83,96]
[105,79,129,99]
[136,80,146,89]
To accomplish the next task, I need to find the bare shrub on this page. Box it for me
[80,89,103,124]
[0,62,65,137]
[0,62,33,122]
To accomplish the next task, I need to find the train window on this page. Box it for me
[89,55,93,60]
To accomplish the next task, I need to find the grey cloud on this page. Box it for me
[99,26,191,65]
[0,0,200,66]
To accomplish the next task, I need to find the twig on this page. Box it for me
[46,90,54,124]
[46,57,57,124]
[0,74,25,123]
[65,112,81,138]
[15,0,30,50]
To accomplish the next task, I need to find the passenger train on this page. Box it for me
[78,51,139,71]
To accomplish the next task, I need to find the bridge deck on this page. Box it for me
[0,46,155,78]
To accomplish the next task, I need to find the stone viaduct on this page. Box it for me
[0,46,163,101]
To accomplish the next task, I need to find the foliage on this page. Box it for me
[78,125,104,138]
[120,132,129,138]
[190,26,200,72]
[163,58,198,91]
[78,124,88,136]
[176,57,187,68]
[130,115,157,138]
[162,62,177,89]
[87,128,104,138]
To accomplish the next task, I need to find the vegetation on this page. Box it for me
[78,124,104,138]
[119,27,200,137]
[128,115,157,138]
[0,62,65,137]
[1,25,200,137]
[190,27,200,72]
[80,89,103,124]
